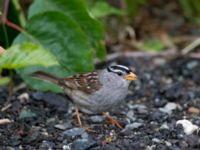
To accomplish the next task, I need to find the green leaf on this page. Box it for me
[17,66,68,93]
[13,12,95,92]
[0,42,59,69]
[125,0,147,17]
[0,77,11,87]
[14,12,94,72]
[90,1,125,18]
[143,39,164,52]
[28,0,106,59]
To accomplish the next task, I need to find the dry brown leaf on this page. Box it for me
[0,118,13,125]
[0,46,5,55]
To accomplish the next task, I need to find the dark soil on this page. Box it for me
[1,55,200,150]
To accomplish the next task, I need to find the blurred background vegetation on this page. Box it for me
[0,0,200,92]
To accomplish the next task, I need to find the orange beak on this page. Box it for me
[125,72,137,81]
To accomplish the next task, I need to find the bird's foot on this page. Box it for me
[103,112,123,129]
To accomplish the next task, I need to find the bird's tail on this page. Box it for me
[32,71,60,85]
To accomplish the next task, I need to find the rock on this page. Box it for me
[188,107,200,114]
[160,123,169,130]
[19,109,37,119]
[176,119,199,135]
[81,132,89,139]
[159,102,177,115]
[153,98,167,107]
[71,136,96,150]
[186,61,198,69]
[24,129,40,144]
[89,115,105,123]
[164,85,181,100]
[164,102,177,110]
[126,122,143,129]
[152,138,161,143]
[128,104,148,114]
[63,144,71,150]
[54,122,72,130]
[32,92,68,111]
[149,111,168,122]
[39,140,55,149]
[63,128,85,138]
[121,122,143,134]
[17,92,29,104]
[126,110,136,123]
[165,141,172,147]
[10,135,21,146]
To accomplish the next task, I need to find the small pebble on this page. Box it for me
[165,141,172,147]
[126,110,136,122]
[159,102,177,115]
[152,138,161,143]
[121,122,143,134]
[54,122,72,130]
[176,119,199,135]
[63,144,71,150]
[19,109,37,119]
[89,115,105,123]
[164,85,181,100]
[71,137,96,150]
[63,128,85,138]
[32,92,68,111]
[160,123,169,130]
[126,122,143,129]
[128,104,148,114]
[17,93,29,103]
[39,140,55,149]
[188,107,200,114]
[186,61,198,69]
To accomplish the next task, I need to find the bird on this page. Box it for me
[33,64,137,128]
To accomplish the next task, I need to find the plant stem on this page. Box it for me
[2,0,9,23]
[0,0,24,32]
[2,24,9,47]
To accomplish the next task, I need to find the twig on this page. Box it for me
[2,0,9,22]
[95,48,177,65]
[182,38,200,55]
[1,103,12,112]
[0,118,13,125]
[6,20,23,32]
[0,0,24,32]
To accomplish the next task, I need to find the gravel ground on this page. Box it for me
[1,55,200,150]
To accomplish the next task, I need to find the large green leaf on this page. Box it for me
[14,12,94,72]
[28,0,106,59]
[13,12,96,92]
[0,42,59,69]
[89,1,125,18]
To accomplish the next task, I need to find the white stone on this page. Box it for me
[159,102,177,115]
[164,102,177,111]
[176,119,199,135]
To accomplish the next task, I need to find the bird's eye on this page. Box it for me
[117,72,123,76]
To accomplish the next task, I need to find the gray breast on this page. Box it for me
[84,70,130,114]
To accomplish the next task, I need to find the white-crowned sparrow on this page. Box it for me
[33,65,136,113]
[33,65,137,127]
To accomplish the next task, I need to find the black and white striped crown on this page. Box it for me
[107,65,131,75]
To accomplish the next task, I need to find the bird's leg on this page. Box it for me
[75,107,94,132]
[102,112,123,129]
[75,107,83,127]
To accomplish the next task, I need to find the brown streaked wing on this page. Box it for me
[59,71,102,94]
